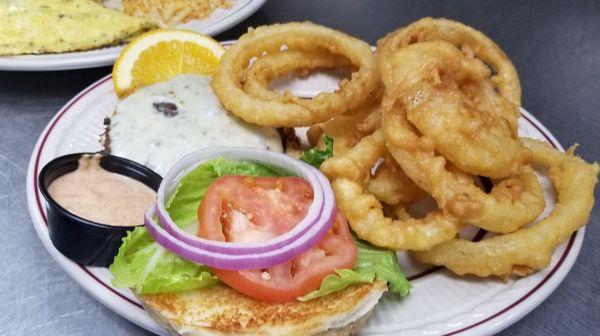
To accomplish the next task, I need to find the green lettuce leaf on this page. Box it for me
[300,135,334,168]
[353,237,411,295]
[109,227,218,294]
[297,269,375,301]
[298,237,411,301]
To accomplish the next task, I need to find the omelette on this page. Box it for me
[0,0,157,55]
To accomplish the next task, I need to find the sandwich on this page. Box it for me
[109,149,411,335]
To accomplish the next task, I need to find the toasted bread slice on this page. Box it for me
[139,282,387,336]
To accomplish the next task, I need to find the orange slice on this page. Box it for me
[113,29,225,97]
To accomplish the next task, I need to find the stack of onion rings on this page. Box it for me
[372,18,597,278]
[378,38,545,233]
[211,18,598,280]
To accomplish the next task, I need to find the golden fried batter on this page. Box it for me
[413,139,599,277]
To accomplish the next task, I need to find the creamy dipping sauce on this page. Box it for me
[109,74,283,176]
[48,154,156,227]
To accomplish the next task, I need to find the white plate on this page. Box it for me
[26,72,584,336]
[0,0,265,71]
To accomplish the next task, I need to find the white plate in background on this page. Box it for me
[0,0,265,71]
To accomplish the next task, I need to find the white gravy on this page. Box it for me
[109,75,283,176]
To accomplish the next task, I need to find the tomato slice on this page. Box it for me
[197,175,357,302]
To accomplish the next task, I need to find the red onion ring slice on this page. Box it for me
[145,205,335,270]
[145,147,336,270]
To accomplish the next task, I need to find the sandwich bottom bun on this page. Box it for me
[139,281,387,336]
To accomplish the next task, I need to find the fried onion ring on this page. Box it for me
[321,130,461,250]
[321,130,386,185]
[412,139,599,277]
[378,41,545,233]
[308,100,382,155]
[381,77,547,233]
[367,154,425,205]
[211,22,379,127]
[315,117,425,206]
[243,49,353,101]
[378,40,529,178]
[382,99,546,233]
[377,17,521,109]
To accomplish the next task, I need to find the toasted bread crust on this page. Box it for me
[139,282,386,335]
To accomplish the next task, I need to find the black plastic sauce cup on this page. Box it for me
[38,153,161,267]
